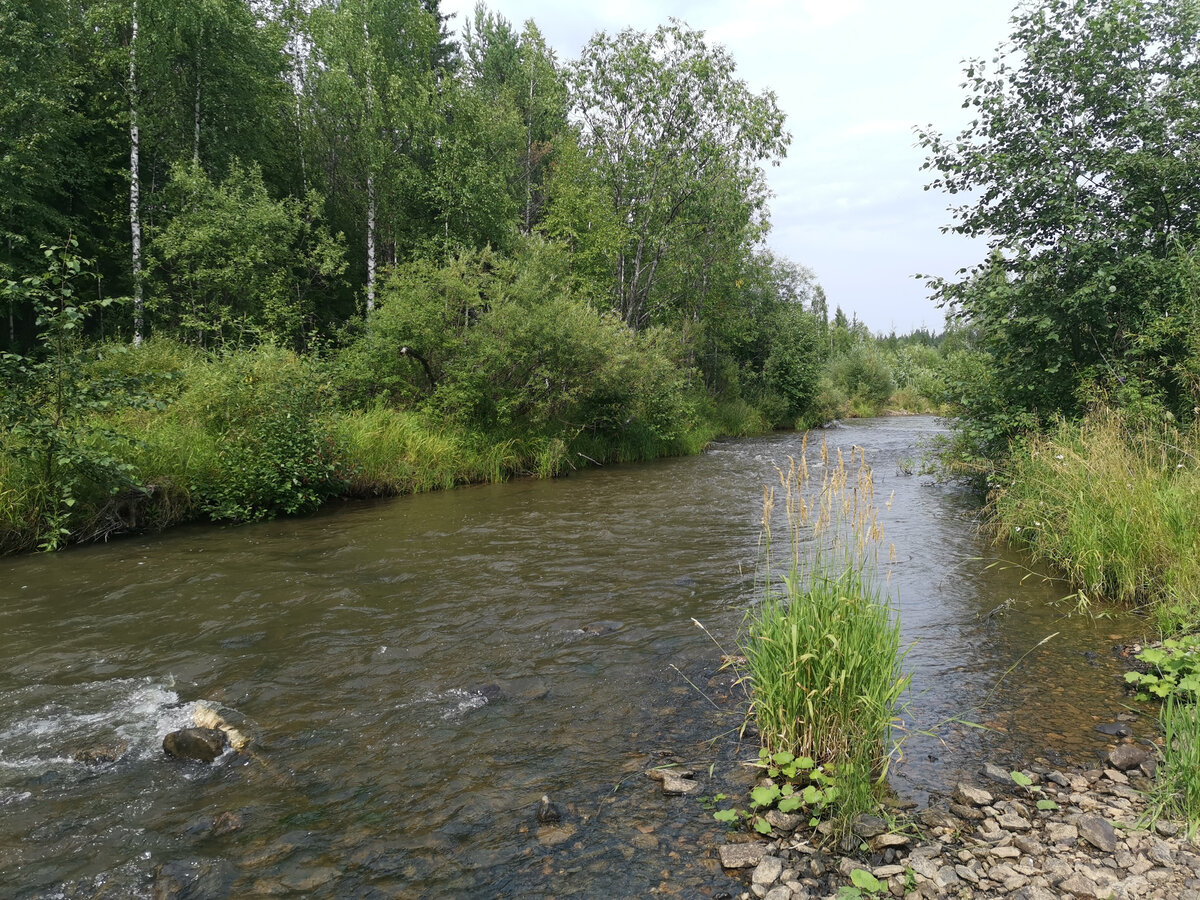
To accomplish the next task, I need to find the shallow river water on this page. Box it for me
[0,417,1150,898]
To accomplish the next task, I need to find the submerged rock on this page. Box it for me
[163,728,228,763]
[536,794,561,824]
[152,858,234,900]
[74,742,128,766]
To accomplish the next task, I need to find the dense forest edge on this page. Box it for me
[6,0,1200,840]
[0,0,955,555]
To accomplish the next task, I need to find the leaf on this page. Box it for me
[850,869,882,892]
[1010,771,1032,787]
[753,815,772,835]
[1036,799,1058,810]
[751,785,780,808]
[778,795,802,813]
[712,809,738,823]
[771,751,795,766]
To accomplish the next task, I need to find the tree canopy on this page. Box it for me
[920,0,1200,454]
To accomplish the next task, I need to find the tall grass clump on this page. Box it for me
[1145,695,1200,836]
[743,435,908,821]
[989,407,1200,632]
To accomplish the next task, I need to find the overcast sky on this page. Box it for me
[439,0,1020,333]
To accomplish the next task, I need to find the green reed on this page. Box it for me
[990,408,1200,632]
[1145,695,1200,836]
[743,435,908,818]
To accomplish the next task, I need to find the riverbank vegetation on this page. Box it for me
[920,0,1200,628]
[0,2,836,552]
[919,0,1200,829]
[735,439,907,827]
[0,0,963,554]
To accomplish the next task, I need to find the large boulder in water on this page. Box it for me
[163,728,228,763]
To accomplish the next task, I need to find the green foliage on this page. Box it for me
[712,748,843,835]
[0,242,161,550]
[742,443,908,826]
[336,242,708,456]
[920,0,1200,451]
[569,21,789,329]
[763,302,820,421]
[837,868,885,899]
[173,347,349,521]
[1126,640,1200,702]
[1144,695,1200,837]
[989,408,1200,631]
[149,161,346,348]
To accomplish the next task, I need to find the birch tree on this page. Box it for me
[569,22,789,329]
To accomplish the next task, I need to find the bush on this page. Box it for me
[161,346,349,521]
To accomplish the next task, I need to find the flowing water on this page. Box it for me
[0,418,1150,898]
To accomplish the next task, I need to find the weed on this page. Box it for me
[740,435,908,829]
[1125,639,1200,701]
[1143,695,1200,837]
[989,407,1200,632]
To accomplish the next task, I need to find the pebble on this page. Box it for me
[716,756,1200,900]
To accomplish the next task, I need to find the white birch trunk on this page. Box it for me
[363,18,376,313]
[129,0,143,346]
[366,171,376,313]
[193,22,202,167]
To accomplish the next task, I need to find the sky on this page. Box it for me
[438,0,1020,334]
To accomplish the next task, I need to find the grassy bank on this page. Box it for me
[988,408,1200,633]
[0,338,769,554]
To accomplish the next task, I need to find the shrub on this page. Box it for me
[165,346,349,521]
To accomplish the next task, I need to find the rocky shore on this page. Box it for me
[710,743,1199,900]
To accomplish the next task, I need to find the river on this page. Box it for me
[0,417,1148,898]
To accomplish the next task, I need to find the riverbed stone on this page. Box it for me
[935,865,960,888]
[720,842,766,869]
[536,823,576,846]
[660,772,699,795]
[954,783,993,807]
[1047,822,1079,844]
[918,807,962,831]
[752,856,784,886]
[153,858,235,899]
[853,814,888,838]
[1079,814,1118,853]
[1108,744,1150,771]
[766,809,804,833]
[162,728,227,763]
[983,762,1014,784]
[1059,872,1102,898]
[74,742,128,766]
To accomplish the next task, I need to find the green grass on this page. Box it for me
[742,437,908,822]
[1145,695,1200,836]
[989,408,1200,632]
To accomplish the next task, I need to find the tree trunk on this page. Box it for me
[363,18,376,313]
[193,21,202,167]
[366,170,376,312]
[129,0,143,346]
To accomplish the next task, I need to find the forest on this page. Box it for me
[0,0,832,551]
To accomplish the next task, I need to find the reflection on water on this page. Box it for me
[0,417,1151,897]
